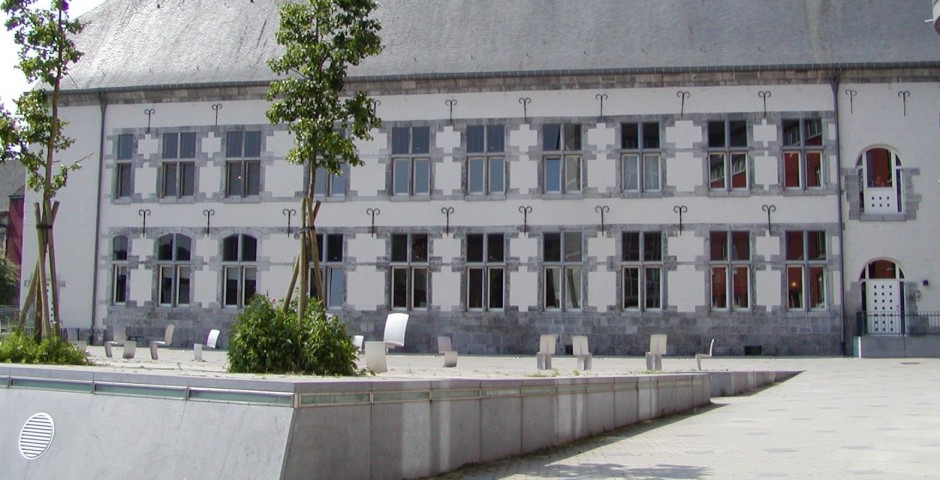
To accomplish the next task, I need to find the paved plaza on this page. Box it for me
[80,347,940,479]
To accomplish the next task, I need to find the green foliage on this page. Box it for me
[227,295,360,376]
[0,329,88,365]
[0,255,18,305]
[266,0,382,190]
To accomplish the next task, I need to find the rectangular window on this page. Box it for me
[621,122,661,192]
[225,131,262,197]
[710,231,750,310]
[544,232,582,310]
[622,232,663,310]
[114,133,134,198]
[313,165,348,197]
[309,233,345,309]
[390,233,429,310]
[785,230,827,310]
[707,120,749,191]
[466,125,505,195]
[782,118,824,189]
[112,266,128,304]
[161,132,196,198]
[543,123,582,193]
[391,126,431,196]
[466,233,505,311]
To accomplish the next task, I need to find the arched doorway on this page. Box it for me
[861,259,905,334]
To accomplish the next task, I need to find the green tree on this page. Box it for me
[1,0,83,340]
[266,0,381,318]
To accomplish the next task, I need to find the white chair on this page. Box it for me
[572,335,592,371]
[645,333,667,371]
[383,313,409,349]
[536,334,557,370]
[696,338,715,370]
[65,328,87,354]
[194,329,221,361]
[351,335,365,353]
[150,324,175,360]
[104,326,130,358]
[364,341,387,373]
[437,335,458,368]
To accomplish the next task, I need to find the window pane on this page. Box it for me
[545,157,561,192]
[729,121,747,147]
[113,266,127,304]
[117,164,132,197]
[392,127,410,154]
[643,154,660,190]
[709,154,725,189]
[330,168,346,195]
[804,119,823,146]
[731,232,749,261]
[564,124,581,151]
[176,235,191,261]
[180,163,195,196]
[809,266,826,308]
[468,158,484,194]
[411,235,428,262]
[564,232,582,262]
[786,231,804,261]
[644,267,661,309]
[327,267,343,308]
[732,266,749,308]
[467,234,484,262]
[782,120,801,147]
[180,132,196,158]
[544,233,561,262]
[543,124,561,150]
[467,126,484,153]
[730,154,747,189]
[244,131,262,157]
[783,152,801,188]
[113,236,128,261]
[160,266,174,304]
[411,127,430,154]
[314,166,328,195]
[163,163,178,197]
[621,123,639,149]
[787,266,803,309]
[487,125,504,152]
[489,158,505,193]
[488,268,504,309]
[393,159,410,194]
[564,155,581,192]
[622,232,640,261]
[709,232,728,261]
[117,134,133,160]
[642,122,660,149]
[158,235,174,261]
[623,267,639,308]
[413,268,428,308]
[226,131,243,158]
[711,267,727,309]
[242,235,258,262]
[565,266,581,309]
[866,148,892,187]
[162,133,179,159]
[227,162,243,197]
[468,268,483,309]
[808,231,826,260]
[707,121,725,148]
[391,234,408,262]
[392,268,408,308]
[623,154,639,191]
[644,232,662,261]
[245,161,261,196]
[806,152,822,188]
[488,234,504,262]
[177,266,190,304]
[545,267,561,309]
[224,267,239,306]
[244,267,257,305]
[223,235,240,261]
[326,234,343,262]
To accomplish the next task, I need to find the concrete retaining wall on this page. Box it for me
[855,336,940,358]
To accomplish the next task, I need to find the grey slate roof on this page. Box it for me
[65,0,940,92]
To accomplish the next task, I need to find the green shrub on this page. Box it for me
[0,329,89,365]
[227,295,360,376]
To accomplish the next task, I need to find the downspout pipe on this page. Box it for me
[831,73,849,356]
[90,91,107,343]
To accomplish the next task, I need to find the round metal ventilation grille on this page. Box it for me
[19,413,55,460]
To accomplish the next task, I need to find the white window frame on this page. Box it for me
[543,232,583,311]
[782,118,824,190]
[709,231,751,311]
[466,233,505,311]
[161,132,197,198]
[707,120,749,191]
[785,230,827,311]
[622,231,664,311]
[621,122,661,193]
[157,234,192,307]
[222,234,258,308]
[390,233,429,310]
[391,126,431,196]
[225,131,262,198]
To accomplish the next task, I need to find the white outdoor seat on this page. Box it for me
[696,338,715,370]
[104,326,128,358]
[437,335,458,368]
[645,333,667,371]
[65,328,87,354]
[384,313,409,349]
[572,335,592,371]
[194,329,221,361]
[364,341,387,373]
[352,335,365,353]
[536,334,557,370]
[150,324,175,360]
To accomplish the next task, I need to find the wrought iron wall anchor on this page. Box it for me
[518,205,533,235]
[676,91,690,118]
[844,89,857,114]
[445,99,457,124]
[282,208,296,237]
[758,91,772,117]
[366,208,380,237]
[212,104,222,127]
[518,97,531,123]
[673,205,688,233]
[898,91,910,117]
[595,93,608,119]
[441,206,455,235]
[202,209,214,236]
[762,204,776,231]
[138,208,151,235]
[371,99,381,116]
[144,108,156,133]
[595,205,609,234]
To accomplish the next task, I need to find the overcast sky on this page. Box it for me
[1,0,107,111]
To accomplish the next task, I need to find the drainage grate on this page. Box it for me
[19,413,55,460]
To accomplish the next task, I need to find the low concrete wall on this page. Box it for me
[855,336,940,358]
[708,371,801,397]
[0,366,790,480]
